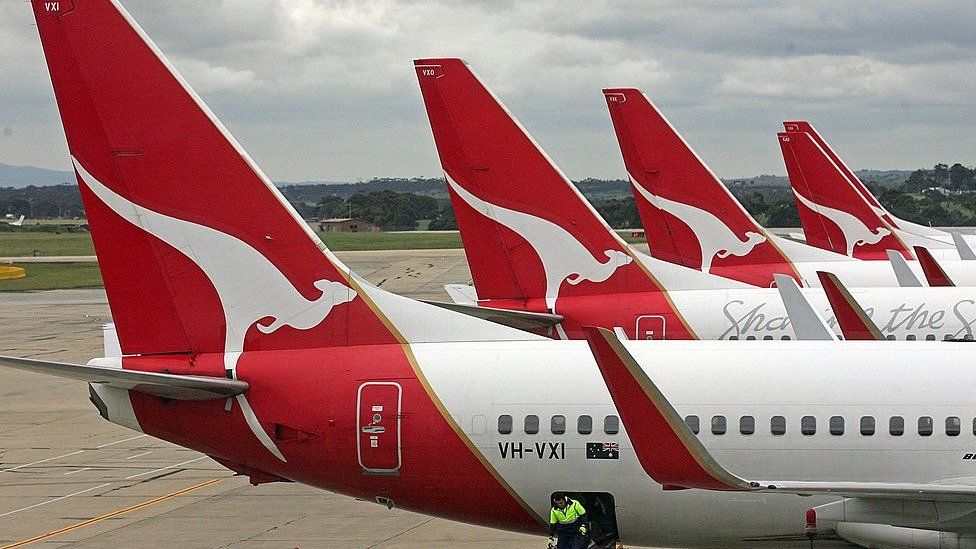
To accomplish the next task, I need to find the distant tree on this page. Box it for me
[593,197,640,229]
[949,163,974,191]
[428,203,457,230]
[764,201,800,228]
[345,190,438,230]
[934,163,949,186]
[740,192,767,218]
[315,195,345,219]
[879,190,922,222]
[902,169,934,193]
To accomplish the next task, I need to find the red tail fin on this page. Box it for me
[783,121,893,222]
[914,246,955,287]
[414,59,663,308]
[778,131,909,260]
[32,0,405,357]
[603,88,800,287]
[816,272,884,340]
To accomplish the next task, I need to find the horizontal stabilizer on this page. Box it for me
[443,284,479,305]
[915,246,955,287]
[952,232,976,261]
[582,326,749,491]
[816,272,884,340]
[773,274,837,341]
[886,250,922,287]
[421,300,563,331]
[582,327,976,501]
[0,355,247,400]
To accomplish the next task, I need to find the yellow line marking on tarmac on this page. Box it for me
[1,477,222,549]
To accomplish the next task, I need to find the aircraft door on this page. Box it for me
[357,382,401,474]
[635,315,666,340]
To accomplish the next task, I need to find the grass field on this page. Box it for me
[0,263,103,291]
[0,232,96,257]
[0,229,648,257]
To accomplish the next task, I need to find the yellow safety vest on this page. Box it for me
[550,499,586,527]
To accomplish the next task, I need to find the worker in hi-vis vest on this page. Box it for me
[548,492,588,549]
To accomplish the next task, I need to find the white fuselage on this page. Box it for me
[417,339,976,547]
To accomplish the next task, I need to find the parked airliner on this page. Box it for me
[780,121,976,262]
[601,87,976,288]
[7,3,976,549]
[414,59,976,341]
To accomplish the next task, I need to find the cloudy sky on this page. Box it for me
[2,1,975,182]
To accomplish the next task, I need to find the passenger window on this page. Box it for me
[577,415,593,435]
[781,335,791,340]
[860,416,875,436]
[498,415,513,435]
[801,416,816,435]
[763,335,773,340]
[926,334,936,341]
[890,416,905,436]
[770,416,786,435]
[739,416,755,435]
[604,415,619,435]
[946,416,961,436]
[711,415,727,435]
[829,416,844,435]
[918,416,933,436]
[551,415,566,435]
[885,335,895,341]
[685,415,700,435]
[525,415,539,435]
[746,336,756,340]
[906,334,916,341]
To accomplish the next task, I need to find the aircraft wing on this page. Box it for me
[0,355,247,401]
[581,327,976,502]
[914,246,955,287]
[951,232,976,261]
[885,250,923,287]
[816,272,884,340]
[773,274,837,341]
[421,300,563,331]
[443,283,479,305]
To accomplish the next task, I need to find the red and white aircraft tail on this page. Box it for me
[414,60,671,309]
[778,130,913,260]
[603,88,803,287]
[784,120,961,243]
[414,58,747,341]
[32,0,541,476]
[779,122,974,262]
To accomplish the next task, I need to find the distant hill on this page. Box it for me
[0,162,73,188]
[279,178,448,202]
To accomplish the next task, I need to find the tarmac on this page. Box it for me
[0,249,554,548]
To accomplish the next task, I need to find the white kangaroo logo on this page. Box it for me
[447,175,632,310]
[74,158,357,461]
[631,181,766,272]
[793,189,891,256]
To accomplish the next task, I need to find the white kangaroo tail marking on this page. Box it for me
[74,158,358,462]
[446,174,632,310]
[792,189,891,256]
[631,181,766,272]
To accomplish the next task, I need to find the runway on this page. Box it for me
[0,249,547,548]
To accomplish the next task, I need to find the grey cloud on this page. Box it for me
[1,0,975,182]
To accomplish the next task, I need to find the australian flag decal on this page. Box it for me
[586,442,619,460]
